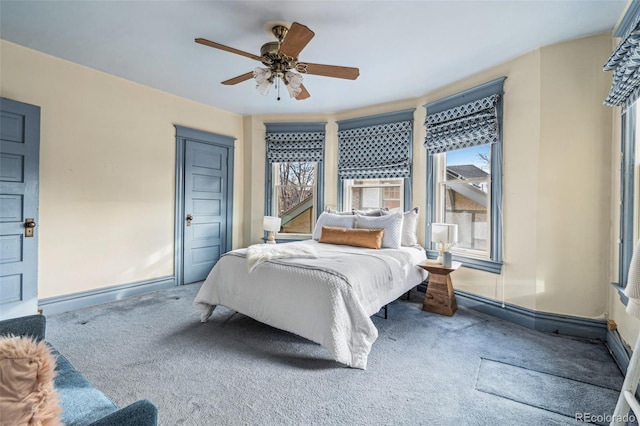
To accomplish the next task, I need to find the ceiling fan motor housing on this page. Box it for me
[260,41,297,73]
[260,41,281,62]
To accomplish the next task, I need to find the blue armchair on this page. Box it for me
[0,315,157,426]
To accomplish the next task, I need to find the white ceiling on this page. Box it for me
[0,1,628,116]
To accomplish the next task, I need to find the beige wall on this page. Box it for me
[0,40,244,299]
[536,34,613,317]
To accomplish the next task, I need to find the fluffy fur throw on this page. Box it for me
[246,243,318,273]
[0,335,62,426]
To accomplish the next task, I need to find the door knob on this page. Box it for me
[186,214,193,227]
[25,218,36,237]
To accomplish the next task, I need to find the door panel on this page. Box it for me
[0,98,40,320]
[183,141,228,284]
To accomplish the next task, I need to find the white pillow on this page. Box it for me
[355,212,403,249]
[400,207,420,247]
[325,208,354,216]
[312,212,356,240]
[353,208,389,216]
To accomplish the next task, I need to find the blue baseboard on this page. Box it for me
[607,328,633,374]
[454,289,608,341]
[38,276,176,315]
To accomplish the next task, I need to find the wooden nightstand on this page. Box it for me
[417,259,461,316]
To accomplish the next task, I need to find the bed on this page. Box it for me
[193,210,427,369]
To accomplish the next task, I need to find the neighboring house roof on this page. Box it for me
[447,164,489,180]
[446,164,488,208]
[280,195,314,228]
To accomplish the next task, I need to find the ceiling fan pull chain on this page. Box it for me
[277,77,281,101]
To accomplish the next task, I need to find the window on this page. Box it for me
[265,123,325,239]
[343,179,404,213]
[437,144,491,257]
[337,109,415,212]
[272,161,317,235]
[425,77,505,273]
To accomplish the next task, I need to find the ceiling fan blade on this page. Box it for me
[298,63,359,80]
[296,84,310,100]
[195,38,262,61]
[279,22,315,58]
[221,72,254,85]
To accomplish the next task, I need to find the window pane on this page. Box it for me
[344,179,403,212]
[444,183,488,251]
[274,162,316,234]
[446,144,491,184]
[441,144,491,254]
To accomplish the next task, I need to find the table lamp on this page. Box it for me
[431,223,458,266]
[263,216,282,244]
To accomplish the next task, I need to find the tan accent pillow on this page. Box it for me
[0,335,63,426]
[319,226,384,249]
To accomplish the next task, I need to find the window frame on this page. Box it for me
[436,148,492,258]
[264,122,326,241]
[618,103,637,292]
[425,77,505,274]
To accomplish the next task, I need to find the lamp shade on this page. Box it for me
[431,223,458,244]
[263,216,282,232]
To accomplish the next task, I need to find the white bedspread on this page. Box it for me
[245,243,318,272]
[193,240,426,369]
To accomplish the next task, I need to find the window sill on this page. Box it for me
[426,249,503,274]
[611,282,629,306]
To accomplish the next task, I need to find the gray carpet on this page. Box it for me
[46,283,624,425]
[475,358,620,425]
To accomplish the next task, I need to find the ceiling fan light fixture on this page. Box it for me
[253,67,273,95]
[284,71,303,98]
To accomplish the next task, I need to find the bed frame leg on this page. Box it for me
[384,304,388,319]
[406,290,411,301]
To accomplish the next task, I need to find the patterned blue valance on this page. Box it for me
[604,31,640,111]
[603,1,640,111]
[424,94,500,154]
[266,131,325,163]
[338,120,413,180]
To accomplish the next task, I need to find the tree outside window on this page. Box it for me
[273,162,317,234]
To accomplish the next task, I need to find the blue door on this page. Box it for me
[0,98,40,320]
[183,140,229,284]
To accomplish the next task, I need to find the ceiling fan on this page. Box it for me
[195,22,359,101]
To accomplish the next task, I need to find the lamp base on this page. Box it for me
[266,231,276,244]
